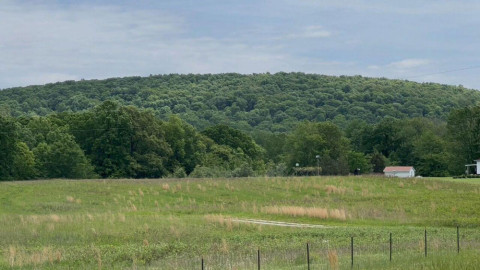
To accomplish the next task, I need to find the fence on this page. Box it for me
[162,226,479,269]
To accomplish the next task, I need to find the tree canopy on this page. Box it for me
[2,73,480,180]
[1,73,479,133]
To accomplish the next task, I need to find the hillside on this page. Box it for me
[1,73,479,132]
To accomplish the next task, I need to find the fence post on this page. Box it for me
[307,243,310,270]
[424,229,427,257]
[201,257,204,270]
[457,226,460,254]
[389,232,392,262]
[351,236,354,268]
[257,249,260,270]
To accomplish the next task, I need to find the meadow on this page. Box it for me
[1,176,480,269]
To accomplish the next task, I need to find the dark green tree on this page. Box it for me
[0,116,18,180]
[202,124,264,161]
[447,106,480,174]
[68,101,171,178]
[11,142,36,179]
[285,121,350,175]
[164,116,207,174]
[347,151,372,174]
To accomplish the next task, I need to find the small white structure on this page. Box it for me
[465,159,480,175]
[383,166,415,178]
[476,159,480,174]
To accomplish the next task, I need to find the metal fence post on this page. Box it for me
[307,243,310,270]
[201,257,204,270]
[389,232,392,262]
[351,236,354,268]
[257,249,260,270]
[457,226,460,254]
[424,229,427,257]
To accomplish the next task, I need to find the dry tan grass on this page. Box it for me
[325,185,346,195]
[327,250,338,270]
[170,225,181,238]
[197,184,207,192]
[418,240,425,252]
[6,246,62,268]
[220,238,229,254]
[162,183,170,191]
[118,213,126,222]
[50,214,61,222]
[261,206,347,220]
[398,182,405,188]
[8,246,15,267]
[241,201,247,211]
[66,196,75,203]
[430,201,437,212]
[225,183,235,192]
[426,183,441,190]
[329,209,347,220]
[204,214,236,231]
[94,246,102,270]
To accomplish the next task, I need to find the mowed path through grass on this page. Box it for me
[1,176,480,269]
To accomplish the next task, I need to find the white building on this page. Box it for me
[383,166,415,178]
[475,159,480,174]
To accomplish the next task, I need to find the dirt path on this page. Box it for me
[231,218,330,228]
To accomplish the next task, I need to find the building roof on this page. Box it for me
[383,166,414,172]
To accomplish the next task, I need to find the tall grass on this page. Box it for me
[261,206,347,220]
[1,176,480,268]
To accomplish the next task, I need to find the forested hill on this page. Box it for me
[1,73,479,132]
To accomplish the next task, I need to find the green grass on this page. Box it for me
[1,176,480,269]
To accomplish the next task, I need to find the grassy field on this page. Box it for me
[1,176,480,269]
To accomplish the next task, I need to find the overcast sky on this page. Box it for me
[1,0,480,89]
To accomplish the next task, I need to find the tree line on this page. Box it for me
[0,101,478,180]
[1,73,479,133]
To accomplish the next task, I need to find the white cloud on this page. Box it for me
[0,1,478,90]
[279,25,331,40]
[292,0,480,15]
[387,59,430,69]
[0,2,186,88]
[301,26,331,38]
[0,1,300,88]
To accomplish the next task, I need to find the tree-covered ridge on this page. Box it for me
[1,73,479,132]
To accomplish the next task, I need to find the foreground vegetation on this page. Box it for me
[1,176,480,269]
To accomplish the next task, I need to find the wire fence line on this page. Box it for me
[158,226,480,270]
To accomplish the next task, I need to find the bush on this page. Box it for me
[266,162,287,177]
[189,166,228,178]
[170,167,187,178]
[230,163,255,177]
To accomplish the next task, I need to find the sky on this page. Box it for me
[1,0,480,89]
